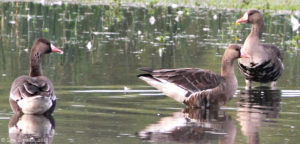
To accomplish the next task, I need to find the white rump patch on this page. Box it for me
[17,96,52,114]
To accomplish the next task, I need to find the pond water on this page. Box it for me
[0,1,299,144]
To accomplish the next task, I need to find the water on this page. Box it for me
[0,1,299,144]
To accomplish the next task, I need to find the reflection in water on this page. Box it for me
[139,108,236,143]
[237,87,281,144]
[9,114,55,144]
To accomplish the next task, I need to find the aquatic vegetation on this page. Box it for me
[286,35,300,49]
[1,2,300,144]
[149,0,159,7]
[155,35,166,43]
[42,28,49,32]
[99,0,300,10]
[8,0,300,11]
[149,16,156,25]
[230,22,242,44]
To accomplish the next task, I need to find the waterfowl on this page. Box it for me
[138,44,246,108]
[9,38,63,115]
[139,108,236,143]
[236,10,284,88]
[9,114,55,143]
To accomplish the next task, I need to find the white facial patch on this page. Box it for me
[51,44,63,54]
[243,12,248,20]
[50,44,55,50]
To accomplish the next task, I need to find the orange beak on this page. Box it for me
[236,12,248,24]
[51,44,64,54]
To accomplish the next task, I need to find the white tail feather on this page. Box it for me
[139,76,188,103]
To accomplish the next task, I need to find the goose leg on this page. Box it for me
[245,80,252,90]
[184,91,207,108]
[271,81,277,90]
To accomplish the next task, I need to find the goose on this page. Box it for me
[9,38,63,115]
[236,10,284,88]
[138,44,247,108]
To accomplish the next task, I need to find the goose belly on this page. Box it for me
[238,58,283,83]
[17,96,53,114]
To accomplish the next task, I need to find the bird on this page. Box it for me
[138,44,247,108]
[9,38,63,115]
[236,10,284,89]
[9,113,55,143]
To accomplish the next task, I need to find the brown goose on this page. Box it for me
[9,38,63,115]
[138,45,247,108]
[236,10,284,88]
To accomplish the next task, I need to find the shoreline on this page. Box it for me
[1,0,300,13]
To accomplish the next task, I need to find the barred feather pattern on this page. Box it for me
[10,75,56,114]
[149,68,223,93]
[238,44,284,83]
[10,76,55,101]
[138,68,233,108]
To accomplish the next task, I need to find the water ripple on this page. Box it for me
[72,89,160,93]
[71,89,300,97]
[281,90,300,97]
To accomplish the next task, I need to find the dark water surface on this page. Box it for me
[0,1,300,144]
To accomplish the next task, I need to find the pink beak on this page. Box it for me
[236,12,248,24]
[241,51,250,58]
[51,44,64,54]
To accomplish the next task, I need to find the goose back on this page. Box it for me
[10,75,55,114]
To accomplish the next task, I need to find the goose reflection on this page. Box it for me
[237,87,281,144]
[139,108,236,143]
[9,114,55,144]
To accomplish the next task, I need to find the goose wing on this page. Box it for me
[139,68,223,93]
[10,76,55,101]
[262,44,283,60]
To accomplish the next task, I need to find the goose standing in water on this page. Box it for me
[138,45,247,108]
[236,10,284,89]
[9,38,63,115]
